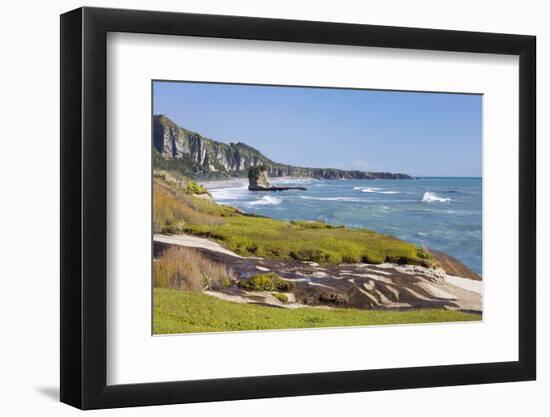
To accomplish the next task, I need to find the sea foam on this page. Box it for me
[354,186,400,194]
[300,196,364,202]
[210,186,248,201]
[247,195,282,206]
[422,191,452,203]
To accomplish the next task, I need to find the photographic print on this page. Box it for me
[152,81,482,335]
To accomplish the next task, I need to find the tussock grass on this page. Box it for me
[154,170,210,195]
[153,288,481,334]
[154,246,235,291]
[153,182,223,233]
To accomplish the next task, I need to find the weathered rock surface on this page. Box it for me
[154,239,482,313]
[153,115,413,180]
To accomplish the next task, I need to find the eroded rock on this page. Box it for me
[248,166,307,191]
[154,240,482,312]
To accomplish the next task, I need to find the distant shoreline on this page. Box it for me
[197,176,482,186]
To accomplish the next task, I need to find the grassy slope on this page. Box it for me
[154,175,437,267]
[183,215,433,265]
[154,288,481,334]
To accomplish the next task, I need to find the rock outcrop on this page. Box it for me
[153,115,413,180]
[153,239,482,313]
[248,166,307,191]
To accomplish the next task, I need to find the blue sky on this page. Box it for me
[153,81,482,177]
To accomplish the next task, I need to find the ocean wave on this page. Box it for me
[300,196,364,202]
[354,186,400,194]
[247,196,282,206]
[271,177,316,186]
[422,191,452,203]
[210,187,249,201]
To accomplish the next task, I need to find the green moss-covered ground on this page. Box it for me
[153,288,481,334]
[182,214,435,266]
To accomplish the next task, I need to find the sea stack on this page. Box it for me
[248,166,306,191]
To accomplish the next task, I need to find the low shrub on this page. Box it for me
[272,293,288,303]
[289,248,335,263]
[238,272,294,292]
[185,180,209,195]
[385,255,411,265]
[154,246,235,291]
[340,247,362,263]
[290,220,345,230]
[361,253,386,264]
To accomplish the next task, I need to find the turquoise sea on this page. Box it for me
[205,177,482,275]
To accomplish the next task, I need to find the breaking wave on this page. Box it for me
[247,195,282,206]
[300,196,364,202]
[271,177,316,186]
[209,186,248,201]
[422,191,452,203]
[354,186,400,194]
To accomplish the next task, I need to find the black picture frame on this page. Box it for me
[60,6,536,410]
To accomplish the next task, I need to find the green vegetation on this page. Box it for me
[154,246,235,291]
[289,220,344,229]
[247,164,268,182]
[237,272,294,292]
[153,288,481,334]
[182,214,436,266]
[153,173,437,267]
[272,293,289,303]
[151,170,477,334]
[185,180,209,195]
[153,181,225,233]
[153,169,210,196]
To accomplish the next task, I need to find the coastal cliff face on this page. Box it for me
[153,115,412,180]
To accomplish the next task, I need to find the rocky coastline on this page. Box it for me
[154,234,482,313]
[152,166,482,322]
[248,165,307,191]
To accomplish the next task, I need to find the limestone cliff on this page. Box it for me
[153,115,413,180]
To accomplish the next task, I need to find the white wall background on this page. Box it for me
[0,0,545,415]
